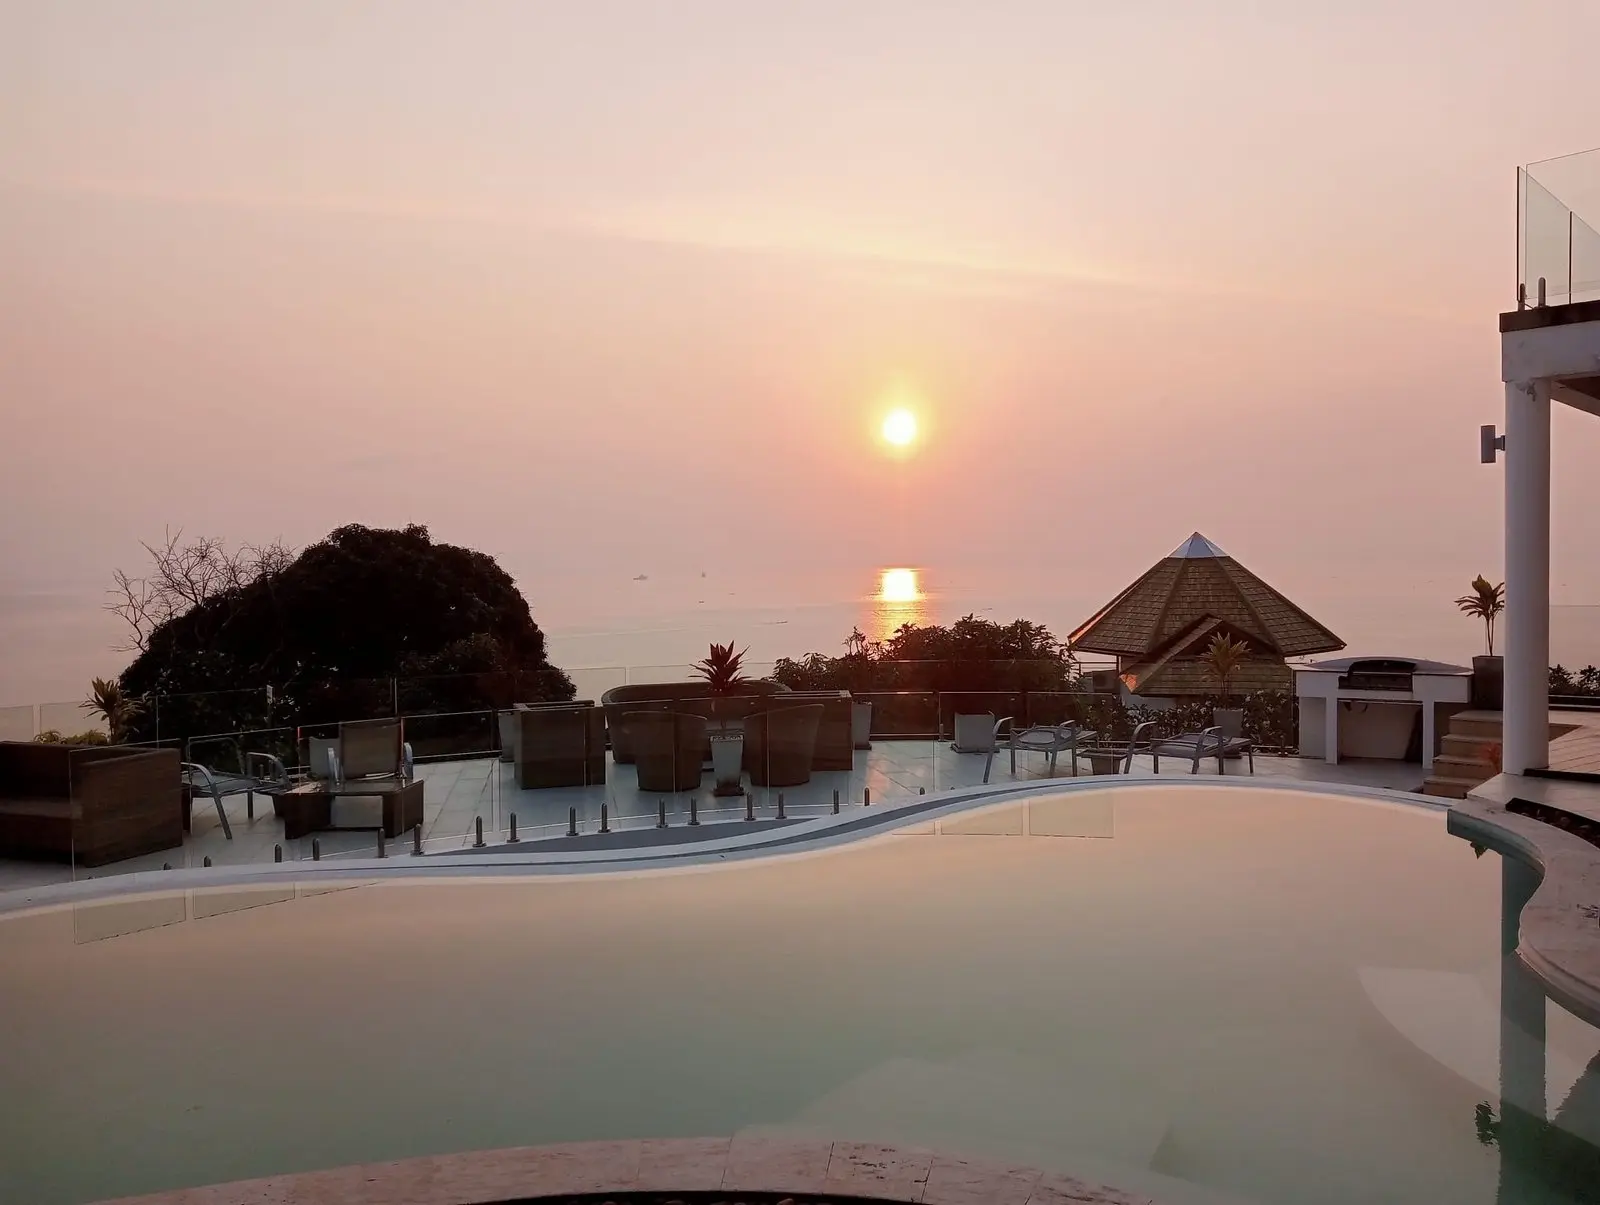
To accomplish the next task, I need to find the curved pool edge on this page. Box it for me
[1448,778,1600,1028]
[91,1134,1243,1205]
[0,775,1447,919]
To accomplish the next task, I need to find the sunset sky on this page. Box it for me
[4,1,1600,695]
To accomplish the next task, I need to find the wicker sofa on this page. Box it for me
[0,742,183,866]
[600,681,791,763]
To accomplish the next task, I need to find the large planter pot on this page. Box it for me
[1212,708,1245,739]
[709,733,744,797]
[851,701,873,750]
[1472,655,1504,710]
[496,711,517,762]
[952,712,996,753]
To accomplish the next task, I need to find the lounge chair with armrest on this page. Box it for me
[985,721,1099,784]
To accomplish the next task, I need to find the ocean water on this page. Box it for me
[4,567,1600,710]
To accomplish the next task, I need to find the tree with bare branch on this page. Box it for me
[107,528,293,653]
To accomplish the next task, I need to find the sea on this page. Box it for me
[8,565,1596,713]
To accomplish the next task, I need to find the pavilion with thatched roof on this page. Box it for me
[1071,533,1345,698]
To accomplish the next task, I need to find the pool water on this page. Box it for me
[3,785,1598,1204]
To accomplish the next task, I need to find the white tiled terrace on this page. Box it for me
[0,740,1431,894]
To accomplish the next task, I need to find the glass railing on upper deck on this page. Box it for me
[1519,148,1600,308]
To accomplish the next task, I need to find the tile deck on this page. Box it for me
[0,741,1429,896]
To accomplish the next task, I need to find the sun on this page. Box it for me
[881,407,918,447]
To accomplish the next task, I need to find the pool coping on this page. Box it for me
[91,1135,1200,1205]
[0,775,1445,918]
[1448,774,1600,1028]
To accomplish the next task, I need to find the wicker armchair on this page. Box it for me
[625,711,708,793]
[328,717,413,786]
[601,681,791,763]
[764,691,853,770]
[512,702,606,789]
[743,704,824,787]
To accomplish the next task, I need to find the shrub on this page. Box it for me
[33,730,112,746]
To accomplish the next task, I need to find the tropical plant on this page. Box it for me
[1202,632,1252,703]
[81,677,144,741]
[691,641,748,696]
[1455,575,1505,656]
[1551,664,1600,698]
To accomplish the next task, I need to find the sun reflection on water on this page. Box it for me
[869,567,931,644]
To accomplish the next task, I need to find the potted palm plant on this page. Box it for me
[844,627,875,749]
[1456,575,1505,709]
[693,640,748,796]
[1203,632,1250,734]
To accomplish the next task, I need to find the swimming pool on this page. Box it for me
[3,783,1596,1204]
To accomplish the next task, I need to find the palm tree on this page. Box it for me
[1203,633,1251,704]
[1455,575,1505,656]
[81,677,144,742]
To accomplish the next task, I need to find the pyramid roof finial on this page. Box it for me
[1169,532,1227,559]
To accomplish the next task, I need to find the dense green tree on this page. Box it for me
[117,524,571,742]
[773,615,1076,693]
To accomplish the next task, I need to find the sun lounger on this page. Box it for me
[984,722,1098,783]
[181,739,295,838]
[1150,725,1255,774]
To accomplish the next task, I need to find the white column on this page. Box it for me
[1503,379,1551,775]
[1324,697,1340,765]
[1421,703,1435,771]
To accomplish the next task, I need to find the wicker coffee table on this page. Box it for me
[276,780,424,841]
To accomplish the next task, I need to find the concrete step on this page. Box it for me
[1420,776,1478,800]
[1448,715,1504,740]
[1441,733,1498,759]
[1431,754,1497,781]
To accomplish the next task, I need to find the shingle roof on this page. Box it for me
[1124,656,1294,697]
[1070,532,1344,659]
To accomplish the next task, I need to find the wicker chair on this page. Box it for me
[328,717,413,786]
[601,681,791,763]
[625,711,708,793]
[512,703,605,789]
[743,704,824,787]
[748,691,853,770]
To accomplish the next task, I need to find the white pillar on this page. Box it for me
[1421,703,1435,771]
[1503,379,1551,775]
[1324,697,1340,765]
